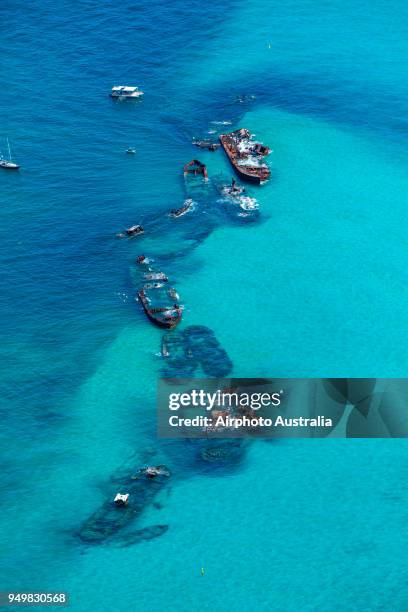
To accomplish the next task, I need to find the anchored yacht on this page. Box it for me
[0,139,19,170]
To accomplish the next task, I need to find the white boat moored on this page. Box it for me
[0,159,19,169]
[0,139,19,170]
[110,86,144,99]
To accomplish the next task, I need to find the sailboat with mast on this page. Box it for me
[0,139,19,170]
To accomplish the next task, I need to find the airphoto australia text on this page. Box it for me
[166,389,333,432]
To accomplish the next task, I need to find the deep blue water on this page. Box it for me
[1,1,408,610]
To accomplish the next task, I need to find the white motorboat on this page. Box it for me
[110,86,144,99]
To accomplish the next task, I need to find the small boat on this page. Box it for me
[192,139,220,151]
[183,159,208,179]
[125,224,144,237]
[114,493,129,506]
[110,86,144,99]
[219,128,270,184]
[126,148,136,154]
[170,199,194,218]
[137,288,182,329]
[0,139,19,170]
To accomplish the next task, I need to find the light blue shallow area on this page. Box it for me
[1,1,408,610]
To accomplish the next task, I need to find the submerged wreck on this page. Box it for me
[185,325,233,377]
[138,286,182,329]
[161,330,198,378]
[78,465,170,545]
[183,159,208,179]
[219,128,270,184]
[135,260,183,329]
[161,325,233,378]
[170,199,194,218]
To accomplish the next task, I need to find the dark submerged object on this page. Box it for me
[161,325,233,378]
[78,465,171,544]
[161,331,198,378]
[200,441,243,465]
[183,159,208,179]
[170,199,193,218]
[229,178,244,194]
[184,325,233,376]
[219,177,245,196]
[138,288,182,329]
[112,524,168,548]
[219,128,270,184]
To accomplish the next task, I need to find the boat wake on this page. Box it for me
[218,185,258,212]
[237,196,258,211]
[217,192,259,219]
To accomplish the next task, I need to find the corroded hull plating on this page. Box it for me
[138,290,182,329]
[219,130,270,183]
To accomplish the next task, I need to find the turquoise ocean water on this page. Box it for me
[1,1,408,609]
